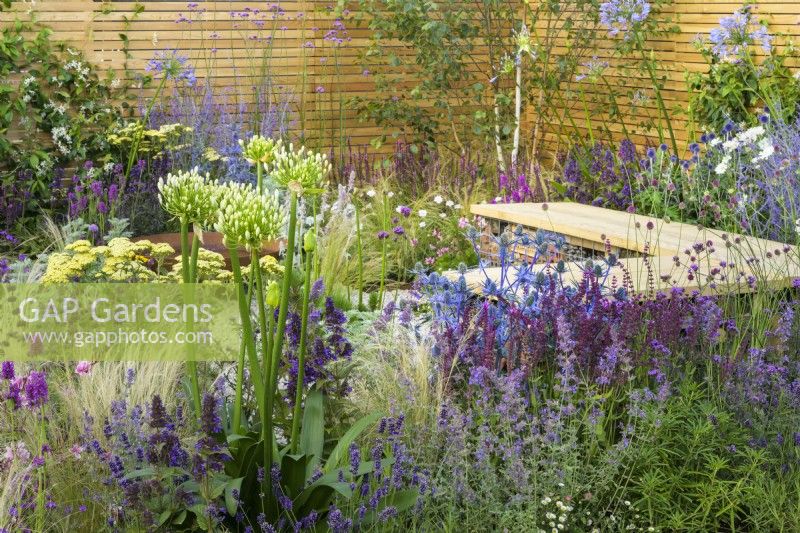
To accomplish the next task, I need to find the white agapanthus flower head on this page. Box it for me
[213,182,285,249]
[270,143,332,195]
[238,135,282,166]
[158,167,217,226]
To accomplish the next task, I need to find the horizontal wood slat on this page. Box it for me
[3,1,800,158]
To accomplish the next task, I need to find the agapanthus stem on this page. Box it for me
[251,247,273,475]
[180,219,202,416]
[252,250,270,379]
[229,246,266,422]
[190,233,200,282]
[232,270,258,433]
[256,160,264,195]
[290,245,314,453]
[266,192,298,492]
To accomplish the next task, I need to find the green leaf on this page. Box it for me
[122,467,156,481]
[300,388,325,472]
[224,477,244,515]
[324,411,382,473]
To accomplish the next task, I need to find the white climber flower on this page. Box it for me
[715,155,731,175]
[446,200,454,207]
[366,189,376,198]
[439,213,446,218]
[419,221,426,228]
[433,195,443,204]
[418,209,428,218]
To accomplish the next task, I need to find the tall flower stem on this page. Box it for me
[124,75,167,182]
[250,247,274,478]
[189,233,200,282]
[35,408,46,533]
[265,192,298,488]
[256,159,265,195]
[180,217,202,416]
[252,249,270,379]
[355,201,365,310]
[290,243,314,453]
[232,271,257,433]
[229,245,266,423]
[636,35,678,156]
[377,192,389,307]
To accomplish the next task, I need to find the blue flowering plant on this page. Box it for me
[688,5,800,131]
[597,0,680,154]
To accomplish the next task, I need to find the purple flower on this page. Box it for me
[24,370,48,408]
[392,226,405,236]
[1,361,14,380]
[377,231,389,240]
[88,224,99,233]
[709,8,772,62]
[599,0,650,38]
[146,49,197,85]
[200,392,222,435]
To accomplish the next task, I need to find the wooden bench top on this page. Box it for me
[446,202,799,296]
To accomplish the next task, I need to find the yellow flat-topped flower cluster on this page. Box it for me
[41,238,237,285]
[41,238,173,285]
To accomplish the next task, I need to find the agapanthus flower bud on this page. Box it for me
[303,229,317,252]
[158,167,217,227]
[238,135,282,166]
[265,280,281,308]
[271,144,332,195]
[213,182,285,249]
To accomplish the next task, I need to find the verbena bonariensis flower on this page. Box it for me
[599,0,650,39]
[238,135,282,166]
[270,143,332,195]
[157,167,217,227]
[213,181,284,248]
